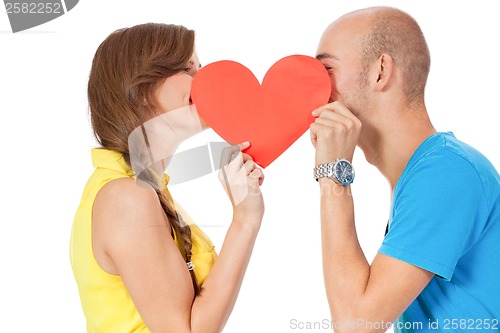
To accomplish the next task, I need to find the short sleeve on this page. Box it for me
[379,150,488,280]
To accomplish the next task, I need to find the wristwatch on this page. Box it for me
[313,159,355,186]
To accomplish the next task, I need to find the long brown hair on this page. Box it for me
[88,23,200,295]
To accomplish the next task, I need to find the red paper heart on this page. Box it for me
[191,55,331,168]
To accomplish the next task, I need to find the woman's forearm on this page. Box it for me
[190,217,261,333]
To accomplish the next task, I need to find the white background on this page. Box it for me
[1,1,499,332]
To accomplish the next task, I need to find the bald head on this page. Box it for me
[355,7,431,105]
[320,7,431,107]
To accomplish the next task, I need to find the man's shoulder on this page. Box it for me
[405,132,497,181]
[396,132,499,208]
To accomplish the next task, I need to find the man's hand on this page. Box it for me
[310,101,362,165]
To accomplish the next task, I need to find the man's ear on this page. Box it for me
[374,54,394,91]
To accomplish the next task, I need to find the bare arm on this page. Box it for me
[92,143,264,333]
[319,179,432,332]
[310,102,433,332]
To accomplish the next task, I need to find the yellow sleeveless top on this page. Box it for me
[70,148,217,333]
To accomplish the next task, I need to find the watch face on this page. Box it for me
[334,160,354,185]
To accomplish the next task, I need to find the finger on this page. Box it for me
[309,123,318,148]
[241,153,254,163]
[227,150,245,174]
[242,152,265,172]
[219,145,240,171]
[257,169,265,186]
[249,168,264,186]
[219,142,249,171]
[311,121,359,142]
[315,108,362,133]
[230,142,251,167]
[243,159,257,175]
[311,101,336,116]
[327,101,358,119]
[316,110,352,124]
[314,114,355,131]
[237,141,251,152]
[313,101,358,121]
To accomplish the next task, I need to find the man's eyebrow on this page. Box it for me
[316,53,339,61]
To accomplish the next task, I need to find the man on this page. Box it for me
[310,6,500,332]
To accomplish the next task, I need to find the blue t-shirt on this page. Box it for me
[379,132,500,332]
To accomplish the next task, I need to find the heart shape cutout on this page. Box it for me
[191,55,331,168]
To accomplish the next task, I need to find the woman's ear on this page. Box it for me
[374,54,394,91]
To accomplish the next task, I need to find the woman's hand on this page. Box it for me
[218,142,264,225]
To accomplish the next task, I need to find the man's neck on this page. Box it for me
[359,105,436,190]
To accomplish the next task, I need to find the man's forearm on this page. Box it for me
[319,179,370,320]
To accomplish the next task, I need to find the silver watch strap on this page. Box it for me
[313,163,332,181]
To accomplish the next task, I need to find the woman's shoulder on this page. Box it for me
[94,177,164,227]
[91,177,177,277]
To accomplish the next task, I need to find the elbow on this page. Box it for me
[330,304,393,333]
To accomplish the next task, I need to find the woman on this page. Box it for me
[70,23,265,333]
